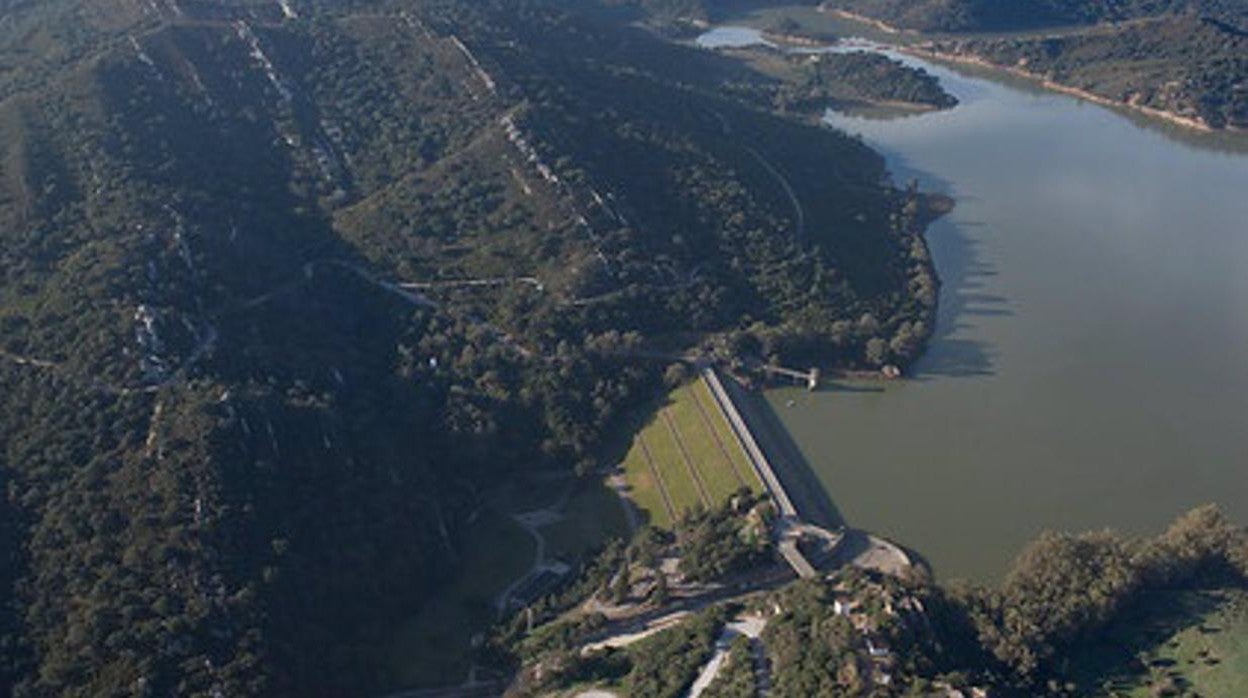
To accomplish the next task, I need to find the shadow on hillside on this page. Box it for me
[597,393,673,475]
[593,392,679,531]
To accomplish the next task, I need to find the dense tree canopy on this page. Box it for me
[825,0,1248,32]
[0,0,941,694]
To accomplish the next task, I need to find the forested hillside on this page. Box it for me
[772,51,958,112]
[824,0,1248,32]
[0,0,937,694]
[820,0,1248,130]
[932,15,1248,129]
[592,0,820,26]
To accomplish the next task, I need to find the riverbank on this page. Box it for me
[713,40,956,117]
[778,23,1248,581]
[760,29,836,46]
[823,8,908,36]
[816,7,1236,133]
[902,44,1222,133]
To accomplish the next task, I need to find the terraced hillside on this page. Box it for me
[621,377,764,528]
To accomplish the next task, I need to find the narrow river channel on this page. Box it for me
[700,25,1248,583]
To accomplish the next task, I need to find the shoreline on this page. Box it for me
[760,29,836,47]
[804,95,947,118]
[823,8,908,36]
[817,6,1239,134]
[902,44,1222,133]
[717,43,954,115]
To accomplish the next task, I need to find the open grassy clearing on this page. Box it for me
[541,480,632,560]
[691,380,762,492]
[645,423,708,514]
[388,471,636,687]
[622,442,677,528]
[669,386,750,502]
[387,509,537,688]
[619,378,765,529]
[498,473,569,512]
[1067,587,1248,697]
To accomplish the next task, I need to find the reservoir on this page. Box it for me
[700,26,1248,582]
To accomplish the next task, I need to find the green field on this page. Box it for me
[1067,588,1248,697]
[620,377,765,528]
[387,509,536,687]
[541,480,632,560]
[387,474,633,688]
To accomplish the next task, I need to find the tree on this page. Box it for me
[611,567,630,604]
[663,362,689,388]
[1135,503,1243,585]
[652,570,670,606]
[865,337,889,367]
[987,530,1138,676]
[890,322,920,360]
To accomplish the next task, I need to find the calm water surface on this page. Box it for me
[700,27,1248,582]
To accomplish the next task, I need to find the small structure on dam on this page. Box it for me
[703,363,915,580]
[762,364,821,390]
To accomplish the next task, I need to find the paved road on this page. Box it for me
[576,564,795,652]
[686,614,768,698]
[705,106,805,241]
[400,277,542,292]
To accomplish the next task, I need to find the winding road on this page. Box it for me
[745,146,806,240]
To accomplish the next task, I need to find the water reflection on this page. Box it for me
[698,22,1248,582]
[698,21,1248,155]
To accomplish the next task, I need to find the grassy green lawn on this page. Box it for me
[645,418,707,513]
[622,434,676,528]
[541,480,631,560]
[387,473,633,688]
[388,376,770,686]
[497,474,568,512]
[691,379,763,494]
[1066,587,1248,697]
[669,387,750,502]
[619,378,765,529]
[387,509,537,688]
